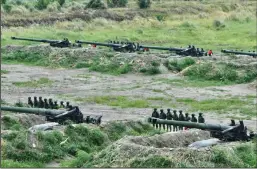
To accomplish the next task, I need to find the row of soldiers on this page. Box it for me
[28,97,72,110]
[151,108,205,132]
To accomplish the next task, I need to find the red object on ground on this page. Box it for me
[92,44,96,48]
[208,50,213,56]
[185,127,189,130]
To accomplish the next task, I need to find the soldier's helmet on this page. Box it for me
[160,109,164,112]
[173,110,177,113]
[179,110,182,113]
[185,113,189,115]
[34,96,37,99]
[28,97,31,99]
[167,108,170,111]
[39,96,42,99]
[44,98,47,101]
[192,114,195,116]
[154,108,157,111]
[199,113,202,116]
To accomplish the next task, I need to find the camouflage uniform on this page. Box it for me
[198,113,205,123]
[173,110,178,131]
[178,110,185,130]
[159,109,167,130]
[166,109,173,132]
[151,108,159,129]
[28,97,33,107]
[191,114,197,123]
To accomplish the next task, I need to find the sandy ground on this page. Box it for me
[1,64,256,131]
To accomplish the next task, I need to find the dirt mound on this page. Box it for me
[91,129,256,168]
[92,129,212,167]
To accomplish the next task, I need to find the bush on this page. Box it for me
[164,58,196,72]
[35,0,51,10]
[1,0,6,5]
[137,0,151,9]
[107,0,128,8]
[213,20,226,30]
[3,4,12,13]
[86,0,106,9]
[57,0,65,6]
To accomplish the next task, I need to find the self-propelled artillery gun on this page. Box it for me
[11,36,82,48]
[75,40,139,52]
[1,105,102,125]
[138,44,207,57]
[148,117,256,142]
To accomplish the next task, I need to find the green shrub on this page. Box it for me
[107,0,128,8]
[57,0,65,6]
[130,155,173,168]
[164,58,196,72]
[35,0,51,10]
[86,0,106,9]
[140,66,161,75]
[1,0,6,5]
[137,0,151,9]
[213,20,226,30]
[3,4,12,13]
[156,14,166,22]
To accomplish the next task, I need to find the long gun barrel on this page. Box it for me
[1,106,67,116]
[75,40,120,47]
[139,45,207,57]
[1,105,102,125]
[11,37,81,48]
[221,49,257,57]
[139,45,183,52]
[11,37,60,43]
[75,40,138,52]
[148,117,255,141]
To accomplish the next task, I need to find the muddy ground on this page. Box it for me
[1,63,256,131]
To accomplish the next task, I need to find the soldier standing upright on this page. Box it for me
[173,110,178,131]
[151,108,159,129]
[28,97,33,107]
[184,113,191,130]
[33,97,38,108]
[178,110,185,130]
[159,109,167,130]
[166,109,173,132]
[198,113,205,123]
[39,97,44,108]
[191,114,197,123]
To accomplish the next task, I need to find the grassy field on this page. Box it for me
[2,0,256,51]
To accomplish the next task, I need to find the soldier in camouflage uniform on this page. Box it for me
[184,113,191,130]
[28,97,33,107]
[166,109,173,132]
[151,108,159,129]
[33,97,38,108]
[38,97,44,108]
[159,109,167,130]
[178,110,185,130]
[198,113,205,123]
[173,110,178,131]
[191,114,197,123]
